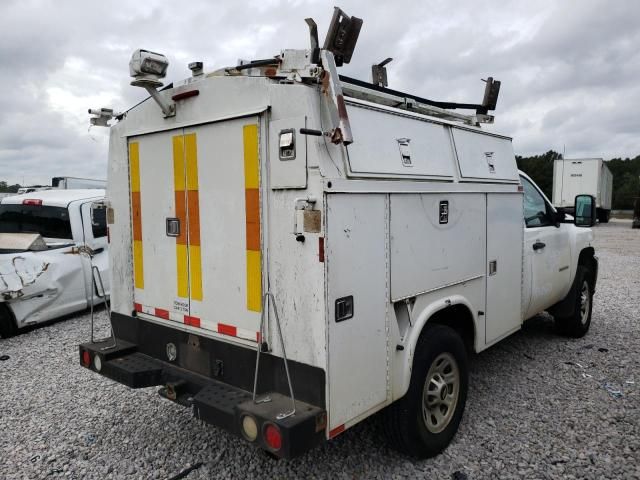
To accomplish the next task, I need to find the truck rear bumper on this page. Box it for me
[79,314,327,459]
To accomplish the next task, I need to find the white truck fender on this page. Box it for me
[392,294,476,401]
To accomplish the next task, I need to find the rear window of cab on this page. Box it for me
[0,204,73,240]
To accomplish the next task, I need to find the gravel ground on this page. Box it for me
[1,219,638,479]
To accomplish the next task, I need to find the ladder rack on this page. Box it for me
[339,75,496,127]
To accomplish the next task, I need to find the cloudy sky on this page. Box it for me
[1,0,638,186]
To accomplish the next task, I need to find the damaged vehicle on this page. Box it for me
[0,189,109,337]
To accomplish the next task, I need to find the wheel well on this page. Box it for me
[0,302,14,321]
[0,302,17,334]
[426,304,475,353]
[578,247,597,285]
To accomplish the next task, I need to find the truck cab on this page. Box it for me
[521,172,598,334]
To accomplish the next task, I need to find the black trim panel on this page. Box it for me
[110,312,326,408]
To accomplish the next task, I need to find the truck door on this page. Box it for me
[79,201,110,301]
[128,117,264,343]
[184,118,264,342]
[521,176,571,318]
[128,130,188,322]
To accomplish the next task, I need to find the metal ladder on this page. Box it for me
[79,246,117,350]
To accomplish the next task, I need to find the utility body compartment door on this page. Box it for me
[128,130,186,321]
[326,193,388,431]
[484,193,524,344]
[453,128,519,182]
[128,118,264,343]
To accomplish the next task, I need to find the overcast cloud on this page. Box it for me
[1,0,638,185]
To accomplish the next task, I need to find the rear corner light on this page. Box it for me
[81,350,91,367]
[263,423,282,451]
[241,415,258,442]
[22,199,43,205]
[93,354,102,372]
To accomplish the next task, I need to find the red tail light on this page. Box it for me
[264,423,282,451]
[22,199,43,205]
[81,350,91,367]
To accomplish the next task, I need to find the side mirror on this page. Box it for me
[90,202,107,227]
[574,194,596,227]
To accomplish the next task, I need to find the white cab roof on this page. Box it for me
[0,189,105,207]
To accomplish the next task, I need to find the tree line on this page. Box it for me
[0,181,22,193]
[517,151,640,210]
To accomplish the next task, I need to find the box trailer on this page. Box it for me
[80,7,599,459]
[52,176,106,190]
[552,158,613,222]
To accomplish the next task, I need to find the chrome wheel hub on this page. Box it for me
[422,352,460,434]
[580,280,590,325]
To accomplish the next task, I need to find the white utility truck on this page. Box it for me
[553,157,613,223]
[80,8,598,459]
[0,189,109,337]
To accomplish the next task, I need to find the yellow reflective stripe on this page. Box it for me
[129,142,140,193]
[243,125,259,189]
[133,240,144,289]
[173,135,185,191]
[243,124,261,312]
[189,245,202,301]
[129,142,144,289]
[246,250,262,312]
[185,133,199,191]
[176,244,189,298]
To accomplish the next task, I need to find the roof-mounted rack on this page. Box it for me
[339,75,501,126]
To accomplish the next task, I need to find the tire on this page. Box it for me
[556,266,593,338]
[383,324,468,458]
[597,210,610,223]
[0,304,18,339]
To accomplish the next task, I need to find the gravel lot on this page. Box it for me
[1,219,638,479]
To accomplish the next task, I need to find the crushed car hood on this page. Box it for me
[0,248,79,301]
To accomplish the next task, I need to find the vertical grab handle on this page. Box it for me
[252,292,296,420]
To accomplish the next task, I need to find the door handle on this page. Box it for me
[533,241,546,251]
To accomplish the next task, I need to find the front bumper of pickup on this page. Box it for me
[79,314,327,459]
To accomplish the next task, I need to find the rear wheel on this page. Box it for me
[556,266,593,338]
[0,304,17,338]
[384,324,468,458]
[597,209,610,223]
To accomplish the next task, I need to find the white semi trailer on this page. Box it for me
[553,158,613,223]
[80,8,599,459]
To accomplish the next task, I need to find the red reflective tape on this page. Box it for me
[329,424,345,439]
[154,308,169,320]
[318,237,324,263]
[218,323,237,337]
[184,315,201,328]
[134,303,142,312]
[172,89,199,101]
[256,331,261,343]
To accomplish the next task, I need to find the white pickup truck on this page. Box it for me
[79,8,599,460]
[0,189,109,337]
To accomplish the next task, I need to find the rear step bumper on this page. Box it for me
[79,338,327,459]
